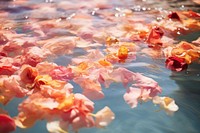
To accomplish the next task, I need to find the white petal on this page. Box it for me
[95,106,115,128]
[152,96,162,104]
[46,121,68,133]
[168,101,179,112]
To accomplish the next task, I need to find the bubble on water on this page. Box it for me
[156,16,163,22]
[56,18,62,22]
[115,7,121,11]
[45,0,54,3]
[142,7,147,11]
[185,71,190,75]
[91,8,99,16]
[132,5,142,12]
[180,5,185,10]
[91,10,96,16]
[176,27,182,35]
[67,13,76,20]
[177,31,181,35]
[24,16,29,19]
[155,7,163,12]
[114,13,120,17]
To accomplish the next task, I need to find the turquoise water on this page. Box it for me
[1,0,200,133]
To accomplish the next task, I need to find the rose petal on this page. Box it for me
[95,106,115,128]
[47,121,68,133]
[0,114,16,133]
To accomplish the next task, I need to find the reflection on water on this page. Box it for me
[80,61,200,133]
[4,57,200,133]
[0,0,200,133]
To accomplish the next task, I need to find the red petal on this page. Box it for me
[168,12,181,21]
[0,114,16,133]
[165,56,188,71]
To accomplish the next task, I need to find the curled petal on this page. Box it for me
[168,12,181,21]
[170,41,200,64]
[118,45,128,62]
[19,65,38,84]
[153,96,179,115]
[165,56,188,71]
[34,75,66,90]
[146,26,164,48]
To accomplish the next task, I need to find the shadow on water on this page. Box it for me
[170,63,200,93]
[169,63,200,133]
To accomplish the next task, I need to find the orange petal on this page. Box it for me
[164,97,173,106]
[106,37,119,46]
[118,46,128,60]
[98,59,112,67]
[58,94,74,111]
[77,62,88,70]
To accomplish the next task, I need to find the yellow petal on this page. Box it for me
[58,94,74,111]
[164,97,173,106]
[98,59,112,67]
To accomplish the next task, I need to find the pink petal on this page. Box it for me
[49,66,74,81]
[123,87,141,108]
[134,73,162,97]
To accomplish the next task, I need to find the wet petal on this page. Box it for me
[95,106,115,128]
[47,121,68,133]
[0,114,16,133]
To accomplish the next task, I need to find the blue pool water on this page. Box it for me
[0,0,200,133]
[4,57,200,133]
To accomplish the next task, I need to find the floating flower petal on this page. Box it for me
[0,114,16,133]
[153,96,179,115]
[94,106,115,128]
